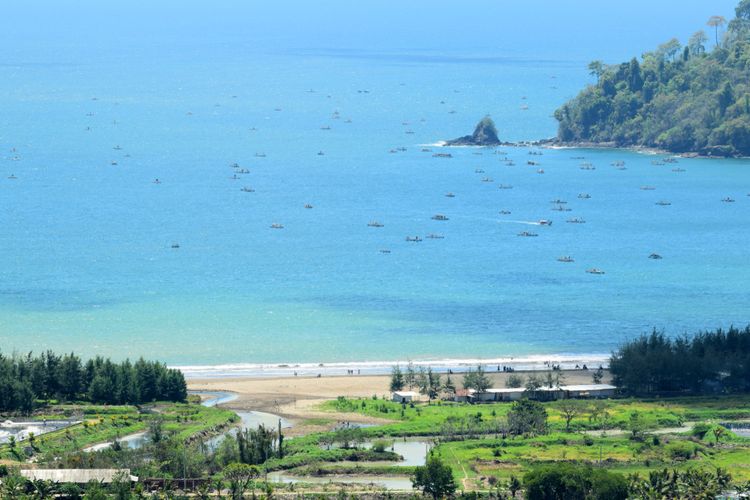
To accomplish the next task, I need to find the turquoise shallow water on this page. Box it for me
[1,3,749,371]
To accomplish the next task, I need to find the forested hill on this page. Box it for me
[555,1,750,157]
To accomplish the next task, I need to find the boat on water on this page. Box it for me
[552,205,572,212]
[241,187,255,192]
[722,197,735,203]
[7,174,17,179]
[171,243,180,249]
[405,236,422,242]
[445,192,455,198]
[304,204,313,209]
[537,169,545,174]
[498,184,513,189]
[648,253,663,260]
[538,220,552,226]
[432,153,452,158]
[475,169,485,173]
[113,145,122,150]
[586,268,605,275]
[517,231,538,237]
[499,210,511,215]
[110,161,118,166]
[426,233,445,239]
[422,148,432,153]
[672,168,686,172]
[270,223,284,229]
[379,249,391,254]
[367,221,384,228]
[557,256,574,263]
[551,199,567,204]
[481,177,494,183]
[255,153,266,157]
[317,151,325,156]
[655,201,671,206]
[578,193,591,199]
[566,218,586,224]
[153,179,161,184]
[431,214,449,221]
[640,186,656,191]
[320,126,331,130]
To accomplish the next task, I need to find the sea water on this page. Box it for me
[0,1,747,374]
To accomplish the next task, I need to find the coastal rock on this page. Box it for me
[445,116,501,146]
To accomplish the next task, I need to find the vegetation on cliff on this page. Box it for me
[556,1,750,156]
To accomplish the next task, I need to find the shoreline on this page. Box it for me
[175,353,610,380]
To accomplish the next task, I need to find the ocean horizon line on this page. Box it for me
[175,353,611,379]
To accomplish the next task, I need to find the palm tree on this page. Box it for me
[707,15,727,47]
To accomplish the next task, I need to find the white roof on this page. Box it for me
[560,384,616,391]
[393,391,419,397]
[486,388,527,393]
[20,469,137,483]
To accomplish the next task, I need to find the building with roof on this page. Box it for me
[391,391,420,403]
[453,384,617,403]
[19,469,137,484]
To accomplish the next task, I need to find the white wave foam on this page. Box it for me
[174,353,610,379]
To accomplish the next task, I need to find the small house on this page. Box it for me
[392,391,419,403]
[20,469,137,485]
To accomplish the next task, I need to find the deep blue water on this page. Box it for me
[0,1,747,371]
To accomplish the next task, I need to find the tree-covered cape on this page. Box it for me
[0,351,187,413]
[556,1,750,157]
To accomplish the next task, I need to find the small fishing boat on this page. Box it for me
[640,186,656,191]
[517,231,538,237]
[557,256,574,263]
[255,153,267,157]
[538,220,552,226]
[171,243,180,249]
[241,187,255,192]
[405,236,422,242]
[7,174,17,179]
[721,197,735,203]
[498,184,513,189]
[537,169,545,174]
[551,199,567,204]
[317,151,325,156]
[432,153,452,158]
[475,169,485,174]
[431,214,449,221]
[426,233,445,239]
[655,201,671,206]
[586,268,605,275]
[445,192,456,198]
[499,210,511,215]
[380,249,391,254]
[304,204,313,209]
[481,177,494,183]
[367,221,384,228]
[648,253,663,260]
[566,218,586,224]
[153,179,161,184]
[552,205,572,212]
[578,193,591,199]
[270,223,284,229]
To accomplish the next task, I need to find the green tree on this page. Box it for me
[557,399,586,432]
[507,399,548,436]
[390,365,405,392]
[524,463,627,500]
[411,455,457,499]
[588,60,606,81]
[223,463,260,500]
[506,374,524,388]
[463,365,491,393]
[689,30,709,55]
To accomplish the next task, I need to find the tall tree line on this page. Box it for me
[610,326,750,395]
[0,350,187,412]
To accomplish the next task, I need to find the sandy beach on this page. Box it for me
[188,369,609,436]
